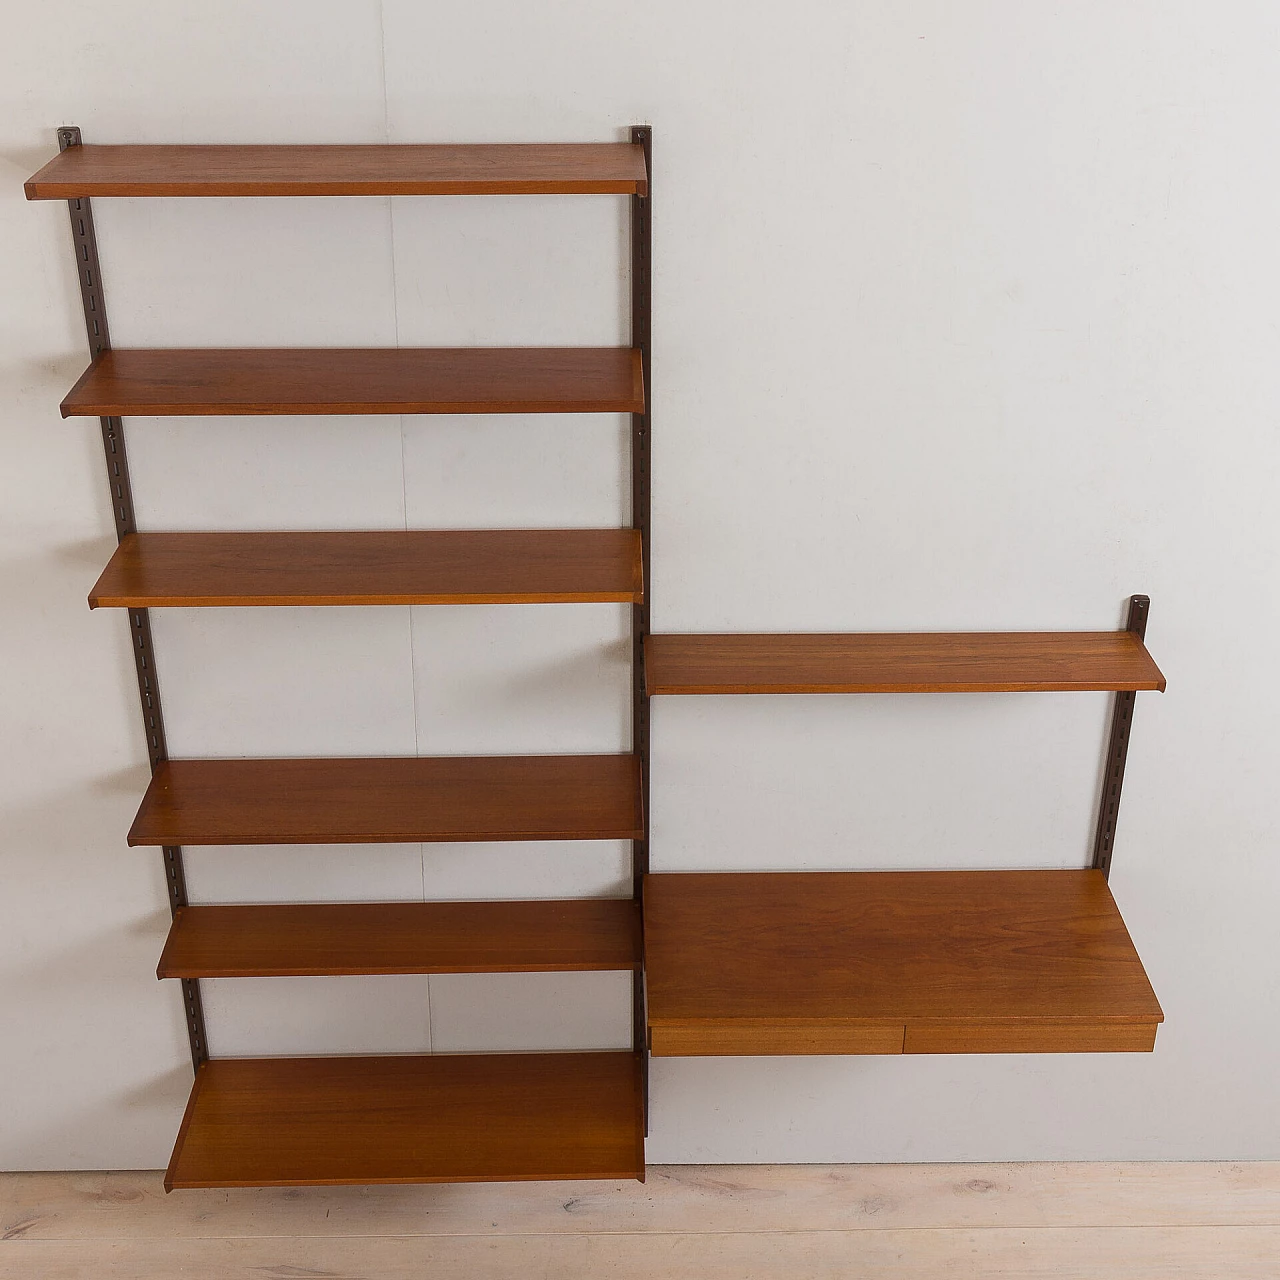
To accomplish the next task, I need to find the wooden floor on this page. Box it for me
[2,1163,1278,1277]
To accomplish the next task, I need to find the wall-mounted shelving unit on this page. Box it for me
[644,603,1166,1057]
[28,127,652,1190]
[30,125,1165,1188]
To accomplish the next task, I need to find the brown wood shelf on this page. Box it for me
[165,1051,645,1189]
[645,631,1166,694]
[158,899,641,978]
[644,870,1163,1056]
[129,755,643,846]
[61,348,644,417]
[88,529,643,608]
[26,142,648,199]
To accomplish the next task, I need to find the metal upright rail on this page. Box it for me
[630,125,652,1124]
[57,126,208,1073]
[1092,594,1152,879]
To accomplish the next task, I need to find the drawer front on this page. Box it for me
[904,1020,1159,1054]
[649,1020,905,1056]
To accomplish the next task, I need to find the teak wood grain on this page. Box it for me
[644,870,1163,1056]
[157,899,641,978]
[60,348,644,417]
[88,530,643,608]
[128,755,643,846]
[25,142,648,198]
[645,631,1166,694]
[164,1052,645,1189]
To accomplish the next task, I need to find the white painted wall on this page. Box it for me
[3,1,1279,1168]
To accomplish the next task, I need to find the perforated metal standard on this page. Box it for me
[630,125,652,1123]
[58,126,208,1072]
[1092,594,1151,879]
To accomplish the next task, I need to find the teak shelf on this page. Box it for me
[32,125,1167,1189]
[128,756,644,846]
[89,530,644,608]
[61,348,645,417]
[165,1053,646,1190]
[644,870,1163,1056]
[26,142,649,198]
[159,900,641,978]
[645,630,1166,695]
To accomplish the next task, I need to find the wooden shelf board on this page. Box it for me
[61,348,644,417]
[129,755,643,846]
[644,870,1163,1056]
[27,142,648,198]
[645,631,1166,694]
[88,530,643,608]
[158,899,641,977]
[165,1052,645,1189]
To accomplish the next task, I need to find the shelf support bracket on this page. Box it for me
[630,124,652,1132]
[1091,594,1151,881]
[57,126,208,1074]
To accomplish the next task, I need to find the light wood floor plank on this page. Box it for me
[4,1227,1280,1280]
[2,1164,1278,1241]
